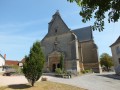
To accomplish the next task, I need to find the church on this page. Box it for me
[41,11,101,73]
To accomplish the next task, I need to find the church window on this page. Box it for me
[118,58,120,64]
[55,26,58,33]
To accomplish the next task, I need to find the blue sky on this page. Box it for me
[0,0,120,60]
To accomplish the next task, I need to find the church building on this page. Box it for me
[41,11,101,73]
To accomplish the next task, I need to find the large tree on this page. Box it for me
[67,0,120,31]
[23,41,45,86]
[100,53,113,71]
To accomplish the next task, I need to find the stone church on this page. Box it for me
[41,11,101,73]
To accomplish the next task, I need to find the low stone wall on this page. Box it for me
[83,63,101,73]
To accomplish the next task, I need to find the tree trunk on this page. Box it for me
[31,80,34,86]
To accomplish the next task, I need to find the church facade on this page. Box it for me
[41,11,101,73]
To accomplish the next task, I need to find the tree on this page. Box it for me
[60,54,64,71]
[23,41,45,86]
[67,0,120,31]
[100,53,113,71]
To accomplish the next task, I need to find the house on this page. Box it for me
[0,54,5,72]
[5,60,19,66]
[18,58,25,67]
[110,36,120,68]
[41,11,101,73]
[3,60,19,72]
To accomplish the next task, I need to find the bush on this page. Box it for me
[23,41,45,86]
[81,70,86,74]
[81,69,93,74]
[55,68,63,75]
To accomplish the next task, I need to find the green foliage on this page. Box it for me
[100,53,114,71]
[12,65,23,74]
[81,70,86,74]
[55,68,63,75]
[11,65,19,70]
[23,41,45,86]
[16,67,23,74]
[81,69,93,74]
[67,0,120,31]
[60,54,64,71]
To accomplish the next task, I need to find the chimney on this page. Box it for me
[4,54,6,59]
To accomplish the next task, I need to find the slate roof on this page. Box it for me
[72,26,93,42]
[110,36,120,47]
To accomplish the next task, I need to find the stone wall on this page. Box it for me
[41,11,101,73]
[111,43,120,68]
[41,13,79,72]
[80,40,101,73]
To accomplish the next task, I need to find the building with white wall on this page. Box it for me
[0,54,5,72]
[110,36,120,68]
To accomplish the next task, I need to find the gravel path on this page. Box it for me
[0,75,28,86]
[49,72,120,90]
[0,72,120,90]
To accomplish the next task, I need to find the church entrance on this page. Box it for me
[48,51,63,72]
[57,63,60,68]
[52,63,60,72]
[52,64,56,72]
[48,51,64,72]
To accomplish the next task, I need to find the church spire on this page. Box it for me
[48,10,61,31]
[54,10,60,16]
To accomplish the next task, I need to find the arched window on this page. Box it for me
[55,27,58,33]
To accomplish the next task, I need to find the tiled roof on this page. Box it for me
[5,60,19,66]
[110,36,120,47]
[72,26,93,42]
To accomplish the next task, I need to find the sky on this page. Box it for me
[0,0,120,60]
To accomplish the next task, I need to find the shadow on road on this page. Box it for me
[97,74,120,80]
[8,84,31,89]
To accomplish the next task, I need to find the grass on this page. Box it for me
[0,81,86,90]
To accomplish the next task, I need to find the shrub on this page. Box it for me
[55,68,63,75]
[23,41,45,86]
[81,70,86,74]
[81,69,93,74]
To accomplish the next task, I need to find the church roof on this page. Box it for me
[110,36,120,47]
[72,26,93,42]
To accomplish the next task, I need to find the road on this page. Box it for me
[0,72,120,90]
[48,72,120,90]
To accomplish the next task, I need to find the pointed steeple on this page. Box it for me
[48,10,61,31]
[49,10,60,24]
[47,11,70,35]
[54,10,60,16]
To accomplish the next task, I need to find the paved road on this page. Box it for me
[48,72,120,90]
[0,72,120,90]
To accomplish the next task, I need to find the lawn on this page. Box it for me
[0,81,86,90]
